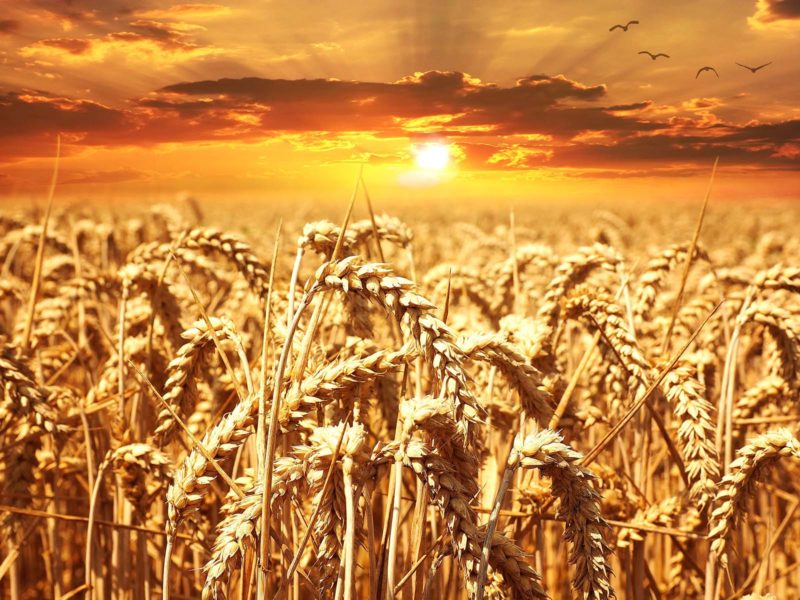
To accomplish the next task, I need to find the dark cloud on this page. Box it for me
[547,131,800,170]
[160,71,605,112]
[754,0,800,21]
[103,20,206,52]
[750,0,800,25]
[0,19,21,34]
[0,91,126,161]
[454,128,800,173]
[719,119,800,145]
[36,38,93,55]
[26,0,141,25]
[21,19,213,58]
[0,71,798,175]
[154,71,628,136]
[113,19,206,52]
[607,102,653,112]
[0,91,125,137]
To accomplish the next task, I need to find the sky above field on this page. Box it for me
[1,0,799,202]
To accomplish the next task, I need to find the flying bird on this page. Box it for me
[638,51,670,60]
[610,20,639,32]
[735,61,772,73]
[696,66,719,78]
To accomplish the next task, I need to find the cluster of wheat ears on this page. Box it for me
[1,194,799,600]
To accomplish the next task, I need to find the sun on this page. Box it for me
[414,142,450,170]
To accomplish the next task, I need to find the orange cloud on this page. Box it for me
[19,19,219,63]
[1,71,798,178]
[32,37,93,55]
[487,145,553,168]
[134,4,232,19]
[773,143,800,160]
[0,19,21,34]
[152,71,616,138]
[681,98,724,111]
[749,0,800,29]
[22,0,126,28]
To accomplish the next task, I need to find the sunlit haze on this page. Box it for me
[414,143,450,171]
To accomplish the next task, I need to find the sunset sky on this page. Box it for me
[1,0,799,203]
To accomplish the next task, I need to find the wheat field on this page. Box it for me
[1,195,799,600]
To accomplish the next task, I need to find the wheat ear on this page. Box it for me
[510,429,614,599]
[708,428,800,569]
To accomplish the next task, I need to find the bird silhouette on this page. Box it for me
[638,51,670,60]
[609,20,639,32]
[735,61,772,73]
[696,66,719,78]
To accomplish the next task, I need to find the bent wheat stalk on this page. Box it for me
[708,428,800,570]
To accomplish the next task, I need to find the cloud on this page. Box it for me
[254,40,346,66]
[134,4,232,19]
[504,25,566,36]
[753,0,800,21]
[310,42,344,53]
[0,19,21,34]
[0,92,125,137]
[0,71,798,177]
[545,120,800,171]
[486,145,553,168]
[0,91,126,161]
[681,98,724,111]
[19,19,219,63]
[153,71,620,137]
[281,133,358,153]
[33,37,93,55]
[749,0,800,28]
[607,102,653,112]
[773,143,800,160]
[24,0,133,27]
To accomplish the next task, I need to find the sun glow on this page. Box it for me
[414,142,450,170]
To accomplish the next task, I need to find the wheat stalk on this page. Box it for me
[154,317,244,445]
[458,332,554,423]
[510,429,614,599]
[391,438,548,599]
[662,363,720,510]
[304,256,483,437]
[708,428,800,569]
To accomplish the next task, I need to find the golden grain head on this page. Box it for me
[2,201,799,599]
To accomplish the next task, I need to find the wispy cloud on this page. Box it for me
[134,4,233,20]
[19,19,220,63]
